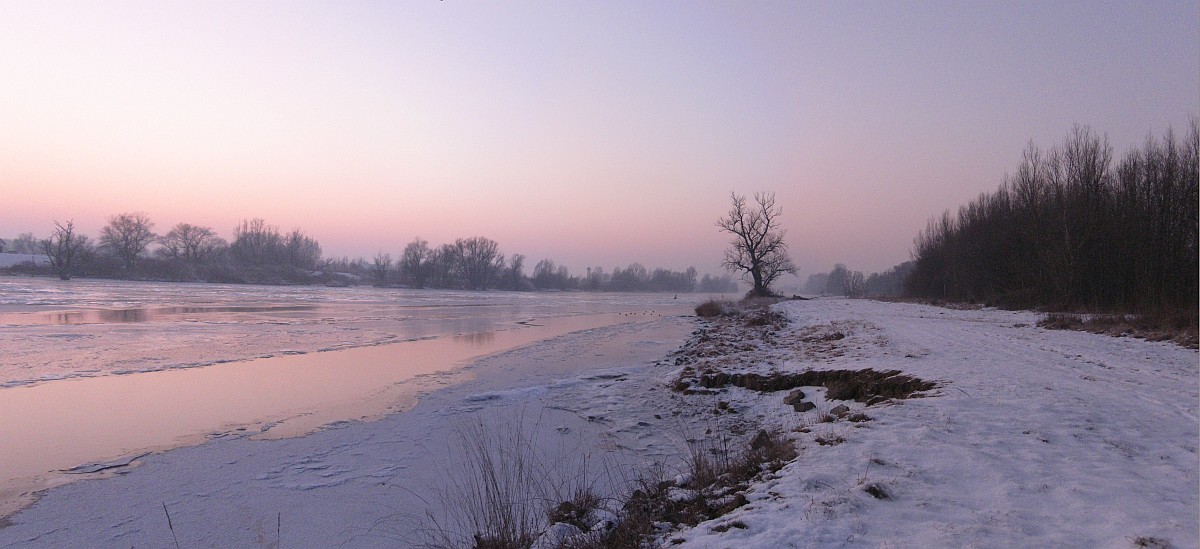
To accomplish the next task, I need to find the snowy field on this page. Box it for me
[666,299,1198,548]
[0,293,1196,548]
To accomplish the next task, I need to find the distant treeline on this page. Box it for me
[803,261,914,298]
[5,216,737,293]
[905,122,1198,311]
[363,242,736,293]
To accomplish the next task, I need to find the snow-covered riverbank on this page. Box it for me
[665,299,1198,548]
[1,297,1195,548]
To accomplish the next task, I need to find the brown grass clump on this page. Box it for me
[686,368,936,405]
[576,429,796,548]
[694,299,733,318]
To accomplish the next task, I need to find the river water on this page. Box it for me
[0,276,696,518]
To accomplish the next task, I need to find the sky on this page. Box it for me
[2,1,1197,281]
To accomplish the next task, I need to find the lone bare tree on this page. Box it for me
[717,191,796,297]
[42,220,88,280]
[100,212,156,271]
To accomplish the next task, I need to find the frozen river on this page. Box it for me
[0,277,689,386]
[0,277,696,519]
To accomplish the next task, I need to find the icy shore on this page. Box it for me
[1,297,1196,548]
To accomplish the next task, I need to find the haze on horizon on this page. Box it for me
[2,1,1197,280]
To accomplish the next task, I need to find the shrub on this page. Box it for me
[694,299,732,318]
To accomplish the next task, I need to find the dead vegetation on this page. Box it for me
[674,369,935,405]
[694,297,788,327]
[1129,535,1173,548]
[425,300,938,548]
[419,421,797,549]
[694,299,733,318]
[1038,312,1198,349]
[573,429,796,548]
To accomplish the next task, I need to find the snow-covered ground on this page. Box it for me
[664,299,1198,548]
[1,296,1195,548]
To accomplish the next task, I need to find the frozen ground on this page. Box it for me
[663,299,1198,548]
[1,295,1195,548]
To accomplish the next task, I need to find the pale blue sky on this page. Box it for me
[2,1,1196,278]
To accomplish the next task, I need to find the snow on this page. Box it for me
[0,255,43,269]
[0,295,1195,548]
[665,299,1198,548]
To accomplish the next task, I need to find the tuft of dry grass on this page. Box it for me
[546,429,796,549]
[411,411,612,549]
[694,299,733,318]
[1130,535,1173,548]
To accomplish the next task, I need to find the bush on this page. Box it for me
[694,299,732,318]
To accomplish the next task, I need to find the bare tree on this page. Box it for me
[283,229,322,270]
[42,220,88,280]
[100,212,156,271]
[13,232,38,256]
[230,218,283,267]
[372,251,392,286]
[825,264,850,296]
[400,238,430,288]
[427,243,460,288]
[455,236,504,290]
[504,253,527,290]
[845,270,865,298]
[716,192,796,297]
[158,223,225,265]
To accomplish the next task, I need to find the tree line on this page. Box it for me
[8,215,737,293]
[904,122,1198,312]
[802,261,914,298]
[28,215,329,285]
[368,241,735,293]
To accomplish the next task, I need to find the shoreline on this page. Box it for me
[2,298,1195,547]
[0,313,698,547]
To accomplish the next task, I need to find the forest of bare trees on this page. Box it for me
[905,122,1198,312]
[8,216,736,293]
[804,262,914,298]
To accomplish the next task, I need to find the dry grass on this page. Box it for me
[1038,311,1198,349]
[411,411,613,549]
[1130,535,1173,548]
[573,429,796,548]
[694,299,733,318]
[685,368,936,405]
[694,297,787,329]
[407,407,803,549]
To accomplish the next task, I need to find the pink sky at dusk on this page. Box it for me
[2,1,1197,282]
